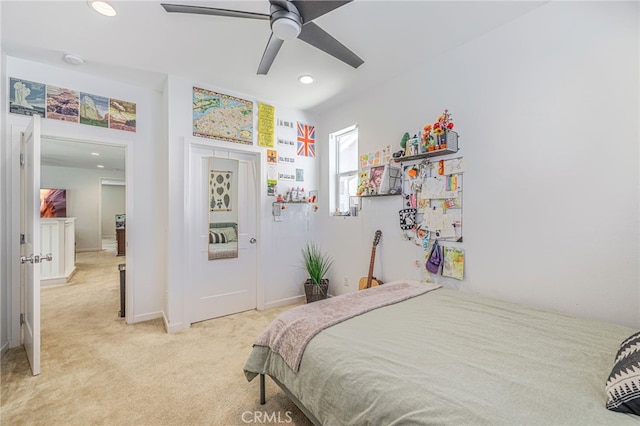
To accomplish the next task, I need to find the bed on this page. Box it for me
[244,281,640,425]
[208,222,238,260]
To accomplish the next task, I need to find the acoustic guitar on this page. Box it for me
[358,230,384,290]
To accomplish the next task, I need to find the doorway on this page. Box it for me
[39,136,129,342]
[11,122,132,375]
[99,178,126,254]
[187,143,259,324]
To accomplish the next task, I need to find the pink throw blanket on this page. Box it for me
[254,281,441,372]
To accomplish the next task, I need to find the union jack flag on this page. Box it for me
[297,122,315,157]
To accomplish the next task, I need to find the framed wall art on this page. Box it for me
[210,170,233,212]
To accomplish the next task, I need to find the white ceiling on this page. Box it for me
[4,0,544,171]
[41,137,126,172]
[2,0,545,114]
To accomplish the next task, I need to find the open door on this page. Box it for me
[20,115,42,375]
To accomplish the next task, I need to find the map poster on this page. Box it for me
[46,85,79,122]
[257,102,275,147]
[9,77,46,117]
[193,87,253,145]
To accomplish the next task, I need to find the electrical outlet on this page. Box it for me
[343,277,349,287]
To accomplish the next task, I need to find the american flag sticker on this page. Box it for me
[296,122,315,157]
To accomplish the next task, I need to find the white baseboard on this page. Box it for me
[41,267,78,287]
[41,277,68,286]
[75,248,101,252]
[0,340,9,357]
[131,311,163,324]
[163,312,190,334]
[264,295,305,310]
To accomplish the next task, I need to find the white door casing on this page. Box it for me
[21,115,42,375]
[188,144,259,324]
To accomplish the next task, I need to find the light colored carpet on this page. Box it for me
[1,249,312,425]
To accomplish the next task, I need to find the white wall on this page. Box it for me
[42,165,125,250]
[101,184,126,238]
[0,14,9,355]
[165,75,319,331]
[3,57,165,351]
[317,2,639,327]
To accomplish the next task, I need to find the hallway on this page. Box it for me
[42,242,125,333]
[0,247,309,425]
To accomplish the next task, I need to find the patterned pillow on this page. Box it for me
[606,331,640,415]
[209,232,227,244]
[216,226,237,242]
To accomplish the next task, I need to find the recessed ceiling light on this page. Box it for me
[63,53,84,65]
[88,1,117,17]
[298,75,314,84]
[97,165,105,168]
[91,152,100,156]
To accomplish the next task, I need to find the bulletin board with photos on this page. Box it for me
[401,157,464,243]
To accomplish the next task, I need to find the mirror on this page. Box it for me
[208,157,239,260]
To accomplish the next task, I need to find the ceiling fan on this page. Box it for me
[161,1,364,75]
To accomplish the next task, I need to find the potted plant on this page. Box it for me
[301,242,333,303]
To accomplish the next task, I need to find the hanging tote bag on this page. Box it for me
[426,240,442,274]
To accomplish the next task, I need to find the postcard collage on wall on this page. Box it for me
[266,119,315,200]
[191,86,315,201]
[9,77,136,132]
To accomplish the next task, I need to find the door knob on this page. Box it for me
[20,253,53,264]
[249,238,257,244]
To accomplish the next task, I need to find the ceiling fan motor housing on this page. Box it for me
[270,2,302,40]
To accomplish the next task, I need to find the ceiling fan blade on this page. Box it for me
[257,33,285,75]
[297,22,363,69]
[290,0,352,23]
[161,3,269,20]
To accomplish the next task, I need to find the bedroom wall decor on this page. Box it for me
[108,98,137,132]
[442,246,465,280]
[296,122,316,157]
[80,92,109,128]
[9,78,45,116]
[40,189,67,218]
[209,170,233,211]
[357,110,466,281]
[193,86,253,145]
[208,157,239,260]
[257,102,275,147]
[9,77,136,132]
[46,85,79,122]
[267,148,278,196]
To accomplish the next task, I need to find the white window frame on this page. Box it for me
[329,125,358,215]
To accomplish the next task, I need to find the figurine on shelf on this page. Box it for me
[276,194,284,202]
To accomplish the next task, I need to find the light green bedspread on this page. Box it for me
[244,288,640,425]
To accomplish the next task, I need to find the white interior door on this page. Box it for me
[189,145,258,323]
[21,115,42,375]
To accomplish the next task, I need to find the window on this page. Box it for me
[330,125,358,214]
